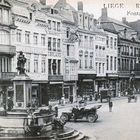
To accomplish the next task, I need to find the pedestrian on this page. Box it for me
[70,95,73,104]
[61,96,65,106]
[109,100,113,112]
[54,105,58,117]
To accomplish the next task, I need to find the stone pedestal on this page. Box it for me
[12,74,32,109]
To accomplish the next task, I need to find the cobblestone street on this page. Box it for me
[59,95,140,140]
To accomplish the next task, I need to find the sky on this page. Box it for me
[46,0,140,22]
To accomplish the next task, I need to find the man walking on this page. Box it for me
[109,100,113,112]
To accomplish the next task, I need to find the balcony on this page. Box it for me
[0,44,16,56]
[0,72,17,80]
[48,75,63,81]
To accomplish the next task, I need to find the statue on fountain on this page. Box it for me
[17,51,27,75]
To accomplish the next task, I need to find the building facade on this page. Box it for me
[100,7,140,96]
[76,2,96,98]
[54,0,79,103]
[0,0,17,107]
[11,0,50,105]
[104,30,118,96]
[94,31,107,93]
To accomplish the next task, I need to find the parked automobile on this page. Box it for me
[99,89,111,103]
[60,105,102,123]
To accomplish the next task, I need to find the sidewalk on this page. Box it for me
[49,96,128,109]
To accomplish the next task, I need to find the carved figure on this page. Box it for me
[17,51,26,74]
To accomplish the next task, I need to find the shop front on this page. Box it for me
[63,82,77,103]
[77,74,96,99]
[106,73,119,97]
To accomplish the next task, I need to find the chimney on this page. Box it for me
[101,7,108,21]
[78,1,83,11]
[40,0,46,5]
[122,17,127,24]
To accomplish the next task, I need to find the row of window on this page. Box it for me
[48,37,61,51]
[119,45,140,57]
[48,20,60,31]
[96,62,105,74]
[17,30,46,46]
[106,56,117,71]
[118,58,136,71]
[79,35,94,48]
[79,55,94,69]
[106,36,117,49]
[17,30,61,51]
[26,59,46,73]
[96,45,105,50]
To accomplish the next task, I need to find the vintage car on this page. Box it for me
[99,89,111,103]
[60,105,102,123]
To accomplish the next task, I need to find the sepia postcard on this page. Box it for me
[0,0,140,140]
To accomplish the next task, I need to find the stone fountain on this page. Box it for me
[0,51,87,140]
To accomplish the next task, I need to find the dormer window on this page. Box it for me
[29,13,32,20]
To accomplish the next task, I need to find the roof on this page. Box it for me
[128,20,140,32]
[54,0,77,23]
[54,0,76,12]
[99,15,137,40]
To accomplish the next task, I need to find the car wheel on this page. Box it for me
[87,114,96,123]
[60,114,69,122]
[95,114,98,122]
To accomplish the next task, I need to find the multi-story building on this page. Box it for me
[99,7,140,95]
[103,29,118,96]
[94,30,107,93]
[0,0,17,106]
[54,0,79,103]
[45,7,63,103]
[11,0,49,105]
[76,2,96,98]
